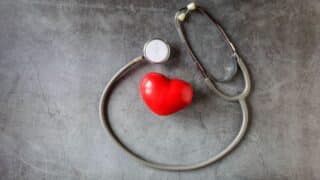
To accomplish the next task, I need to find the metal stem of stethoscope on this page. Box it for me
[99,2,252,171]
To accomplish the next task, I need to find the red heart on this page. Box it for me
[139,72,193,116]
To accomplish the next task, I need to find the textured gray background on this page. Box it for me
[0,0,320,179]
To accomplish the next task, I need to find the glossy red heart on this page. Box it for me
[139,72,193,116]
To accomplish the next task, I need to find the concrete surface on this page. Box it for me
[1,0,320,179]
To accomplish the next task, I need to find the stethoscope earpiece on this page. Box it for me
[176,2,197,22]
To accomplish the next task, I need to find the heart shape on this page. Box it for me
[139,72,193,116]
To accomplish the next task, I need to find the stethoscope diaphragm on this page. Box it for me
[143,39,170,63]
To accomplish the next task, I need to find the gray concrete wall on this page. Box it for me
[0,0,319,179]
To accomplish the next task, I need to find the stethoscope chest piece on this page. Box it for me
[143,39,170,63]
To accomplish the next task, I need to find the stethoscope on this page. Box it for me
[99,2,251,171]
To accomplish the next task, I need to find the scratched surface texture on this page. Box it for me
[0,0,320,179]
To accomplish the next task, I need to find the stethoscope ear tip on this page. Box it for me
[187,2,197,10]
[175,2,197,22]
[176,12,187,22]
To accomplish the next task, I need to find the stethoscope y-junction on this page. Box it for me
[99,2,251,171]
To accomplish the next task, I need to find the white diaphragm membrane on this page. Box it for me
[143,39,170,63]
